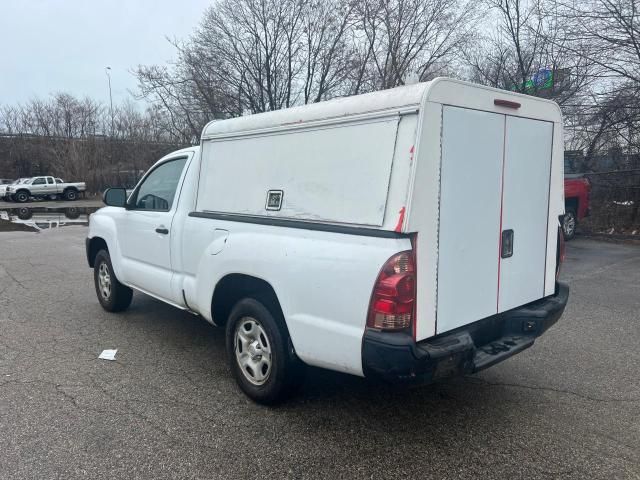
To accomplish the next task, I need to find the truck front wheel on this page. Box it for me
[93,249,133,312]
[226,297,304,404]
[14,190,29,203]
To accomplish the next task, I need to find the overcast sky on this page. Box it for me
[0,0,211,107]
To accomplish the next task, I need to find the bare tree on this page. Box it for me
[135,0,476,129]
[301,0,356,102]
[0,94,186,191]
[555,0,640,84]
[352,0,475,91]
[466,0,594,105]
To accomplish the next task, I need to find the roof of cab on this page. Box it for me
[201,81,432,139]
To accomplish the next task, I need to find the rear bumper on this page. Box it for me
[362,282,569,382]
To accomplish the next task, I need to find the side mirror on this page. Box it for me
[103,187,127,208]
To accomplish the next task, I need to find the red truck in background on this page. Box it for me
[563,175,591,240]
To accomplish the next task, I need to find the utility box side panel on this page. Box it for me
[543,121,564,297]
[197,117,400,227]
[381,112,420,231]
[405,103,442,340]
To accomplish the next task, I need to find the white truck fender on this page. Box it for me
[87,208,125,281]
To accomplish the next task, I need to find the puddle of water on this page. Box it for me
[0,206,100,233]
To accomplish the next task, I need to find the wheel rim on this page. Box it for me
[68,191,76,200]
[18,193,27,202]
[98,261,112,300]
[563,213,576,236]
[234,317,272,386]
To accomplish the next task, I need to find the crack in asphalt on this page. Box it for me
[465,376,640,403]
[0,263,28,290]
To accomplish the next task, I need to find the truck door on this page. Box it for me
[52,177,64,194]
[116,155,190,303]
[30,177,48,196]
[46,177,56,196]
[436,107,553,334]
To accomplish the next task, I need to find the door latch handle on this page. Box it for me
[155,227,169,235]
[501,229,514,258]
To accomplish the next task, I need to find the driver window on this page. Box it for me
[134,157,187,211]
[32,178,45,185]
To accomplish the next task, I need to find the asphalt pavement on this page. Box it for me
[0,223,639,479]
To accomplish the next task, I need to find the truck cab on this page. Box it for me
[86,78,569,404]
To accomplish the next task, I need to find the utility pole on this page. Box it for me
[105,66,114,136]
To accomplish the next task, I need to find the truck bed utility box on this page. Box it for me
[197,78,564,341]
[90,78,568,402]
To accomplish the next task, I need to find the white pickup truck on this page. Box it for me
[6,176,86,202]
[86,78,569,404]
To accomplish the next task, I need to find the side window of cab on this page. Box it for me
[132,157,188,211]
[32,177,46,185]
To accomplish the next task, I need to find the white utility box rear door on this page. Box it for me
[437,106,505,332]
[436,107,554,334]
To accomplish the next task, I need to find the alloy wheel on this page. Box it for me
[98,262,112,300]
[563,212,576,238]
[234,317,272,385]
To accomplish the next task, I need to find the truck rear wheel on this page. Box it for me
[562,208,577,240]
[64,189,78,201]
[226,297,304,404]
[93,249,133,312]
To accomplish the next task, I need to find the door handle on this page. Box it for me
[501,229,514,258]
[155,227,169,235]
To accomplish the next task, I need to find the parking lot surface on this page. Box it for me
[0,222,639,479]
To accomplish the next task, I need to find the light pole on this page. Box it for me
[105,66,114,135]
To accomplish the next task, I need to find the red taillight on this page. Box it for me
[367,250,416,331]
[556,226,565,279]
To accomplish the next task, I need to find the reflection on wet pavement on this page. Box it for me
[0,206,100,233]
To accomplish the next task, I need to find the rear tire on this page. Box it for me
[93,249,133,312]
[64,189,78,201]
[562,208,577,240]
[226,297,304,404]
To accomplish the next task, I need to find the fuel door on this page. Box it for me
[209,229,229,255]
